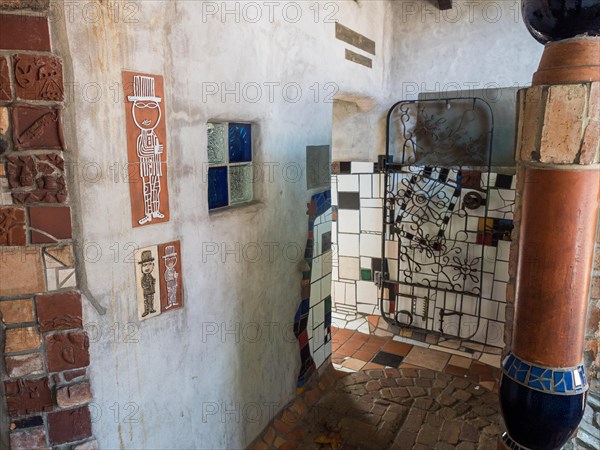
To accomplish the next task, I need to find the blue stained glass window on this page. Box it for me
[208,167,229,210]
[229,123,252,163]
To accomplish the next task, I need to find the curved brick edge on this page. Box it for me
[0,5,97,450]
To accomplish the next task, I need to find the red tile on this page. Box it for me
[0,57,11,100]
[0,207,26,245]
[36,291,82,332]
[12,106,65,150]
[29,206,72,244]
[445,365,468,377]
[13,54,64,101]
[0,14,50,51]
[48,406,92,445]
[353,350,375,362]
[382,340,413,356]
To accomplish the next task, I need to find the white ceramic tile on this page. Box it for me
[333,281,346,305]
[322,253,333,277]
[360,208,382,232]
[337,233,360,257]
[469,317,488,344]
[321,273,332,298]
[482,273,494,298]
[480,299,499,320]
[479,352,501,368]
[46,270,57,291]
[344,282,356,306]
[307,309,314,341]
[338,210,360,233]
[497,303,506,322]
[339,257,360,280]
[331,221,337,240]
[313,299,325,328]
[314,345,325,368]
[361,198,383,208]
[497,240,511,262]
[385,239,398,257]
[325,339,332,360]
[359,174,372,198]
[332,265,339,282]
[360,256,371,268]
[357,303,376,315]
[310,279,321,303]
[311,255,323,282]
[331,180,338,206]
[396,294,412,311]
[356,280,378,305]
[337,174,359,192]
[351,162,374,174]
[360,233,382,258]
[460,296,478,316]
[495,261,510,282]
[44,254,63,269]
[486,320,504,347]
[372,174,384,198]
[466,216,480,232]
[492,281,507,302]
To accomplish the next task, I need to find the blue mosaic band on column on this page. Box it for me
[501,432,533,450]
[502,352,588,395]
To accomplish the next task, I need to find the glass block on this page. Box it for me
[229,164,253,205]
[229,123,252,163]
[208,166,228,210]
[207,122,228,165]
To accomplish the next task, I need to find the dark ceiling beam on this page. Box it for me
[438,0,453,10]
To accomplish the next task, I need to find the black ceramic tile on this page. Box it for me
[338,192,360,210]
[372,351,404,368]
[495,174,513,189]
[339,162,351,174]
[322,231,332,253]
[372,258,382,272]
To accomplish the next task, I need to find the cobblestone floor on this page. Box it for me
[295,367,500,450]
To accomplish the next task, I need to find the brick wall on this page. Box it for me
[0,4,96,449]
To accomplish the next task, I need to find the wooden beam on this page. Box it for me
[438,0,452,10]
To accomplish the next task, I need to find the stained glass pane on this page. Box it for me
[208,166,229,210]
[229,164,253,205]
[207,122,228,165]
[229,123,252,163]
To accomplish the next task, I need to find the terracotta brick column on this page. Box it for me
[0,3,97,449]
[498,39,600,450]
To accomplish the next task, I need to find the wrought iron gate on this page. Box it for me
[377,97,496,340]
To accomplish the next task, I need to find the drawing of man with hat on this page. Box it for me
[138,249,157,317]
[129,75,164,225]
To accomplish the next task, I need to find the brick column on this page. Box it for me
[499,39,600,450]
[0,4,97,450]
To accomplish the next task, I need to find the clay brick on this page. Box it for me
[0,247,45,296]
[36,291,82,331]
[64,368,86,381]
[580,82,600,164]
[0,57,11,100]
[48,406,92,445]
[5,326,42,353]
[6,353,44,377]
[29,206,72,244]
[592,277,600,300]
[56,381,93,408]
[0,298,34,324]
[0,106,8,134]
[5,377,53,417]
[45,331,90,372]
[539,84,587,164]
[517,86,545,162]
[0,14,50,51]
[9,427,46,450]
[0,206,26,245]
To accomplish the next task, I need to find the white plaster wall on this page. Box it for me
[53,1,394,448]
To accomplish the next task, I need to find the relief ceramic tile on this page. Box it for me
[492,281,507,302]
[360,208,382,232]
[337,233,359,257]
[338,210,359,233]
[0,206,26,245]
[157,241,184,313]
[337,174,359,192]
[356,280,377,305]
[13,54,64,101]
[351,162,374,174]
[344,282,356,305]
[123,72,170,228]
[359,174,372,198]
[361,198,383,208]
[12,106,65,150]
[360,233,382,258]
[494,261,510,282]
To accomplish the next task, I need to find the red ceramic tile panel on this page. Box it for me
[6,154,68,204]
[45,331,90,372]
[0,56,11,100]
[0,14,50,51]
[36,291,82,332]
[0,206,26,245]
[122,71,170,227]
[29,206,72,244]
[157,240,184,312]
[4,377,53,417]
[12,106,65,150]
[13,54,64,101]
[48,406,92,445]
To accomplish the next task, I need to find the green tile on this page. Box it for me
[361,268,372,281]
